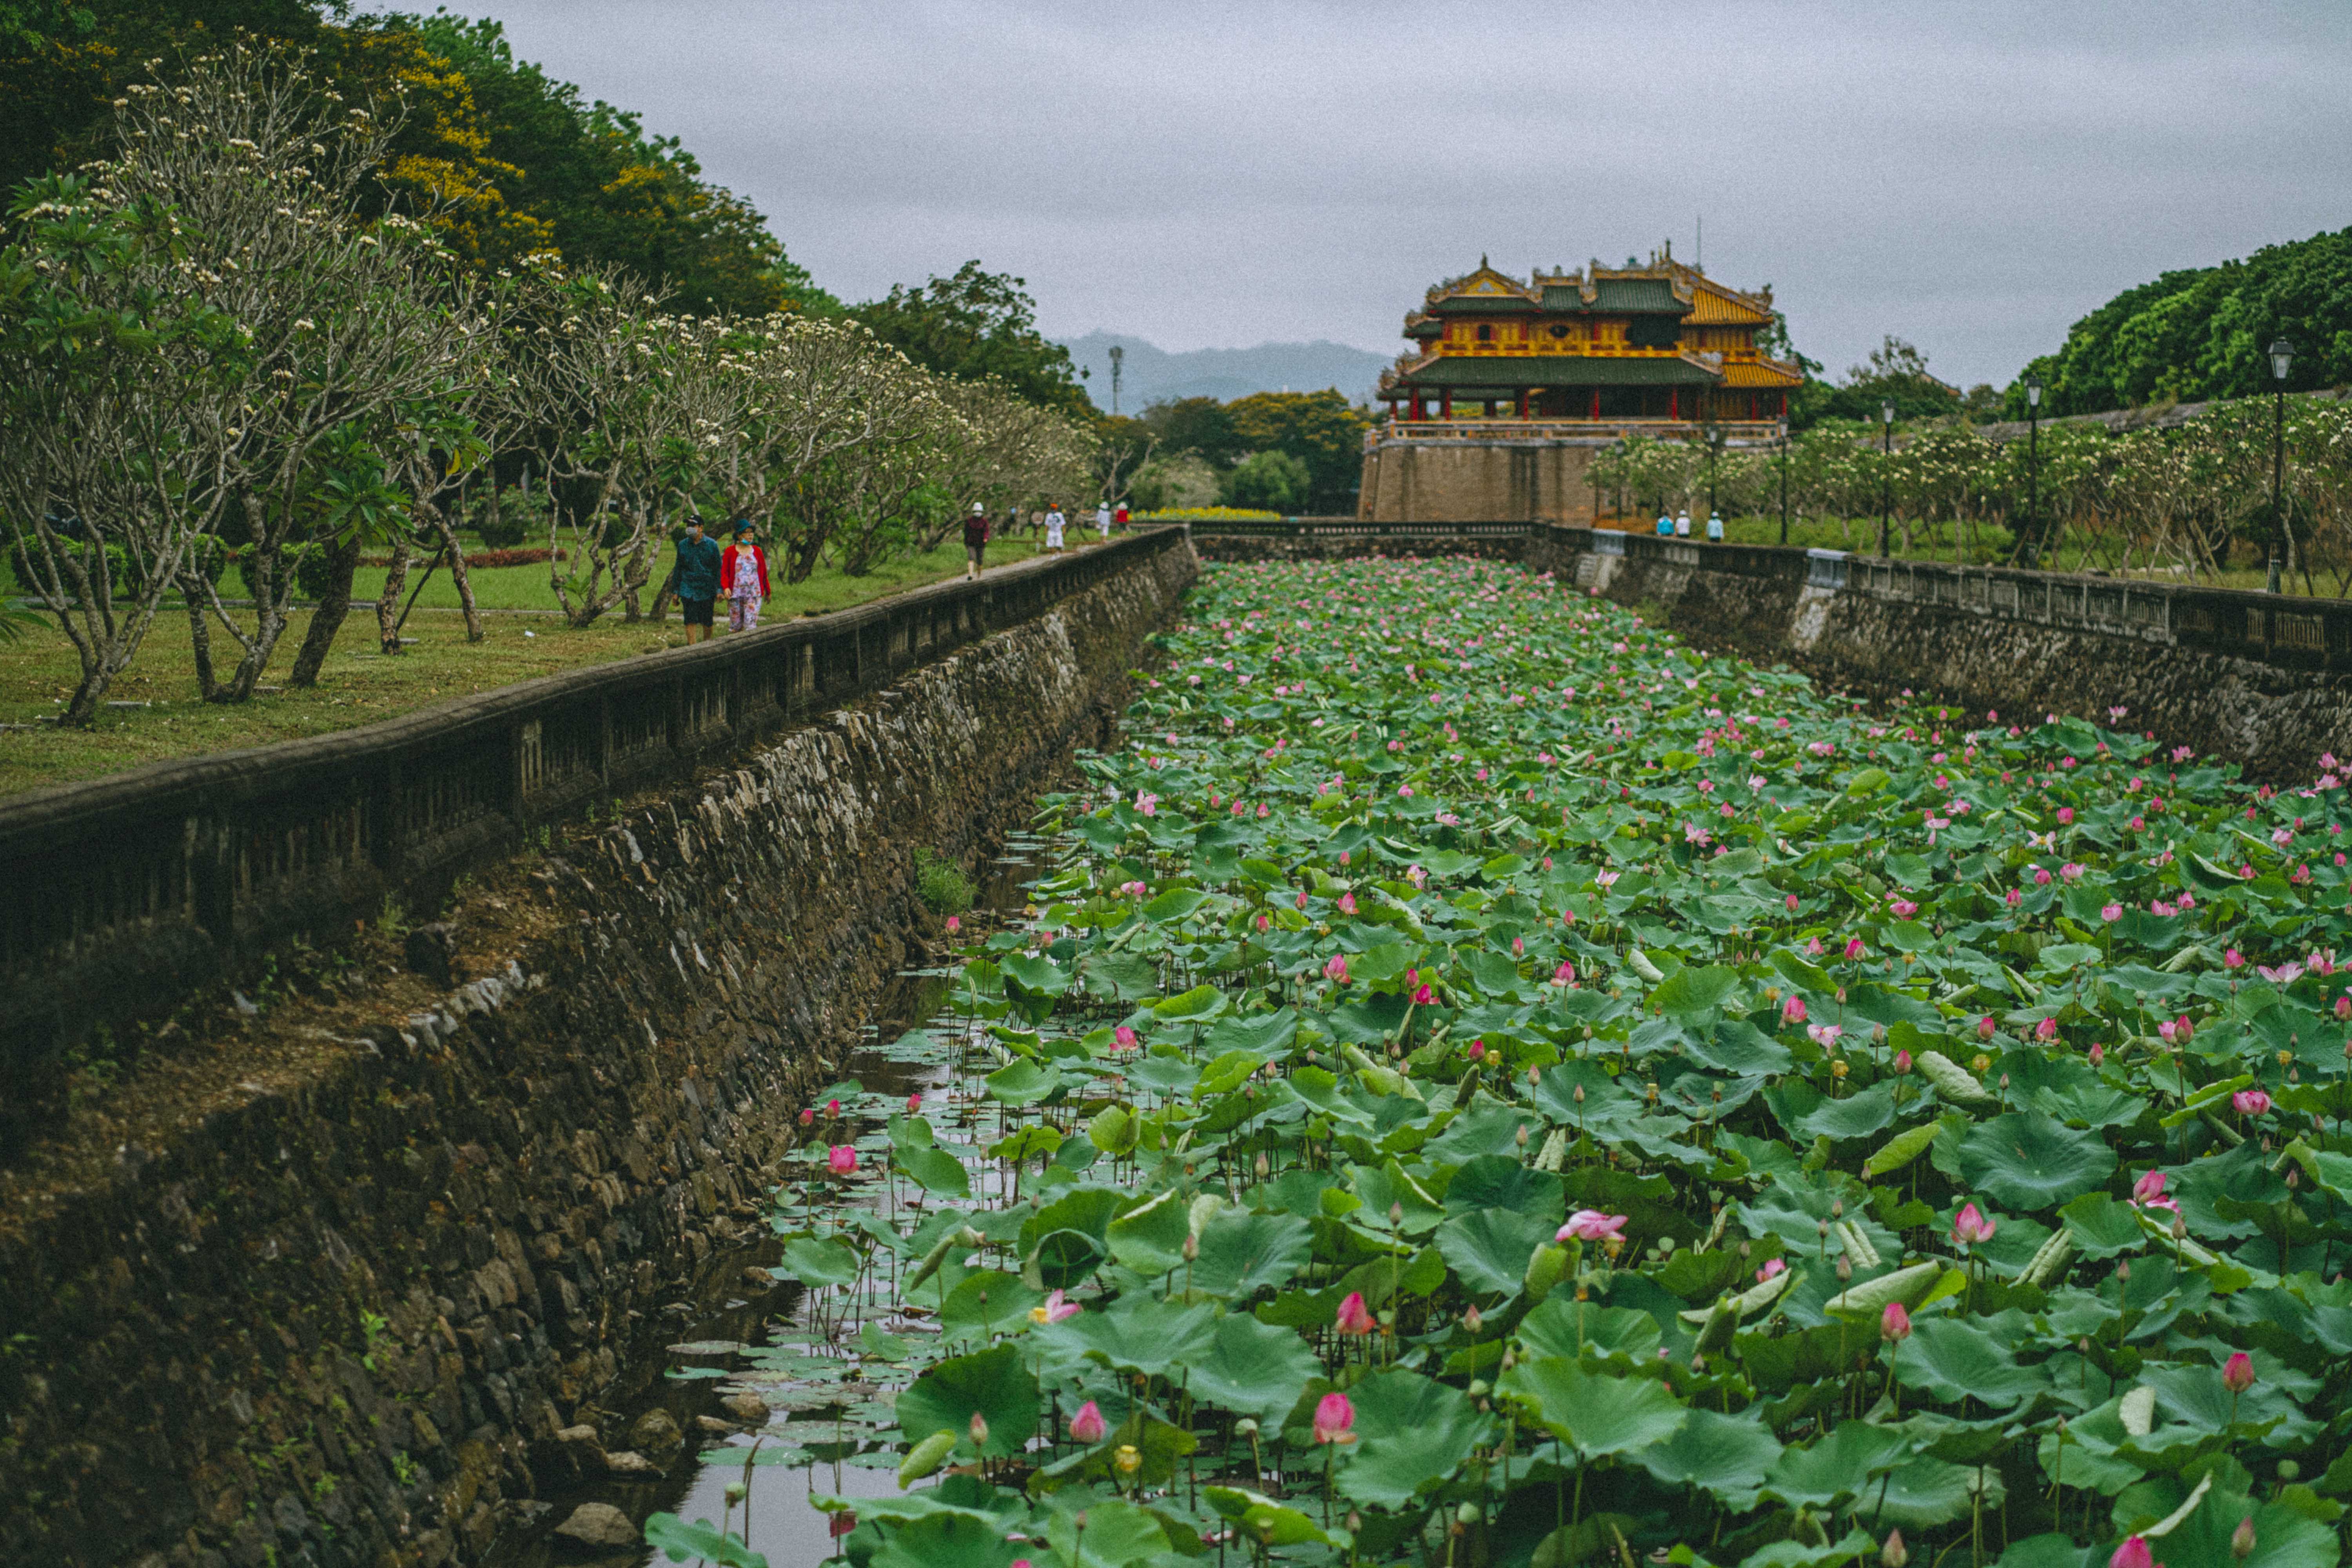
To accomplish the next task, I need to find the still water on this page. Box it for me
[488,836,1055,1568]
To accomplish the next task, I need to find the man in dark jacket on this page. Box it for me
[671,516,722,642]
[962,502,991,581]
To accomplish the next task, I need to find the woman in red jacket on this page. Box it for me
[721,521,769,632]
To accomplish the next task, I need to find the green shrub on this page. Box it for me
[912,848,973,916]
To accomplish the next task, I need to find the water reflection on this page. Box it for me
[488,839,1053,1568]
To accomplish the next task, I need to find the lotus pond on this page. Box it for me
[678,555,2352,1568]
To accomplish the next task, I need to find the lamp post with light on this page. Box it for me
[1777,417,1791,546]
[2018,373,2044,568]
[2267,339,2293,593]
[1877,399,1894,557]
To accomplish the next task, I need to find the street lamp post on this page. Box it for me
[2020,374,2043,568]
[2267,339,2294,593]
[1777,418,1791,546]
[1878,399,1895,557]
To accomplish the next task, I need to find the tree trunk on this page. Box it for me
[376,532,412,653]
[288,531,363,687]
[430,507,483,642]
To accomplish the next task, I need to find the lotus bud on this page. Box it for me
[1837,1253,1853,1281]
[2171,1213,2187,1240]
[2231,1518,2256,1560]
[2223,1351,2256,1393]
[1347,1510,1363,1534]
[1883,1530,1910,1568]
[1464,1304,1484,1334]
[2110,1538,2153,1568]
[1183,1232,1198,1262]
[1390,1201,1405,1227]
[726,1481,747,1505]
[1114,1443,1142,1476]
[2116,1259,2131,1283]
[969,1411,989,1448]
[1254,1151,1269,1180]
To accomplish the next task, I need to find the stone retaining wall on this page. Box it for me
[0,541,1196,1568]
[1526,530,2352,780]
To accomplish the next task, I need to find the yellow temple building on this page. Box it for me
[1358,247,1804,523]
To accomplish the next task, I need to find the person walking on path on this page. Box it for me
[963,502,991,580]
[1045,501,1067,554]
[1674,509,1692,538]
[670,515,722,644]
[722,521,769,632]
[1095,499,1111,540]
[1706,511,1724,542]
[1654,511,1673,538]
[1114,500,1129,531]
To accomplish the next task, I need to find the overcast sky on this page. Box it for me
[469,0,2352,390]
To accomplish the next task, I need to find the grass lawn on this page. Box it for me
[0,532,1089,799]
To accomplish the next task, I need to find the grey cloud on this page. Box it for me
[472,0,2352,387]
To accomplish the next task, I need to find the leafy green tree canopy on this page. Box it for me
[850,260,1090,419]
[2007,226,2352,417]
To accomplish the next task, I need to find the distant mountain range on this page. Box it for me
[1060,332,1393,412]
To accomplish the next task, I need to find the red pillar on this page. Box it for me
[1670,388,1679,421]
[1440,390,1452,419]
[1590,388,1600,419]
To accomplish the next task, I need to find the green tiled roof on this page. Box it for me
[1534,279,1689,316]
[1427,295,1532,315]
[1396,355,1719,389]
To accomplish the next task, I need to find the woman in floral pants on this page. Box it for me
[722,521,769,632]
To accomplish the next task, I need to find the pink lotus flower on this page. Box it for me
[1029,1289,1080,1326]
[2133,1169,2169,1205]
[2109,1536,2152,1568]
[1553,960,1576,985]
[831,1511,858,1541]
[2057,807,2075,825]
[1412,984,1436,1005]
[1979,1016,1997,1040]
[2005,888,2023,907]
[827,1145,857,1176]
[2036,1017,2058,1042]
[2033,867,2053,886]
[1786,893,1800,912]
[1881,1301,1912,1343]
[1324,954,1350,985]
[2102,903,2123,922]
[2258,961,2304,985]
[2223,1351,2256,1393]
[1559,1209,1629,1243]
[827,1099,843,1117]
[1069,1400,1107,1442]
[945,915,961,934]
[1807,1023,1844,1049]
[907,1093,923,1113]
[1312,1391,1357,1445]
[2089,1042,2105,1067]
[1335,1291,1376,1336]
[2233,1089,2272,1117]
[1468,1039,1486,1060]
[1112,1025,1138,1051]
[2337,995,2350,1022]
[1756,1258,1786,1282]
[1844,938,1865,960]
[1952,1202,1996,1245]
[1782,996,1808,1025]
[1338,893,1358,915]
[1894,1049,1913,1074]
[799,1108,815,1127]
[2225,948,2245,969]
[1891,899,1918,919]
[1295,888,1309,909]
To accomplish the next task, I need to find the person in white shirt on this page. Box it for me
[1706,512,1724,541]
[1044,502,1067,553]
[1674,510,1692,537]
[1095,501,1111,540]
